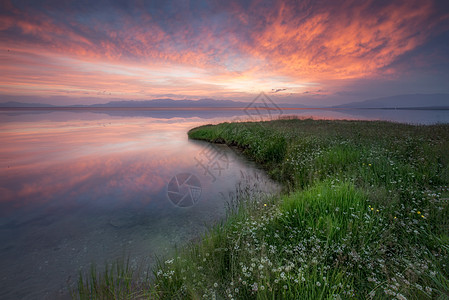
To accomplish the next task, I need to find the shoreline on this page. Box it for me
[77,119,449,299]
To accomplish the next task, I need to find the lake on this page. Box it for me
[0,108,448,299]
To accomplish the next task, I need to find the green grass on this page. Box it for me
[75,258,151,300]
[76,119,449,299]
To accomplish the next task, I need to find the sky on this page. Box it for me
[1,0,449,106]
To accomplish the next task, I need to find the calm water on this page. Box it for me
[0,108,448,299]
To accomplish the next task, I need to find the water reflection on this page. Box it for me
[2,107,448,124]
[1,119,192,209]
[0,112,279,299]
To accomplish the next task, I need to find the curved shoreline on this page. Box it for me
[77,119,449,299]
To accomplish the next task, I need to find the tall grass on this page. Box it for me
[75,258,151,300]
[76,119,449,299]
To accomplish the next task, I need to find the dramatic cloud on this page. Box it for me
[0,0,448,104]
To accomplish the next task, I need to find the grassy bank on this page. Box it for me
[77,119,449,299]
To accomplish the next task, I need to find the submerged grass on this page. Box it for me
[76,119,449,299]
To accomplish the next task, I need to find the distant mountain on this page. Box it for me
[89,98,245,108]
[334,94,449,109]
[0,101,55,107]
[2,94,449,109]
[0,98,308,108]
[89,98,308,108]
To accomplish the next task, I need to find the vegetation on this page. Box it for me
[76,118,449,299]
[75,258,150,299]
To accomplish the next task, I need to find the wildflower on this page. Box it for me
[251,282,258,292]
[214,282,218,288]
[417,211,421,215]
[316,281,321,287]
[394,216,397,219]
[396,293,407,300]
[264,203,267,207]
[369,163,372,166]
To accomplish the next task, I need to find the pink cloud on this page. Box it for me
[0,0,447,101]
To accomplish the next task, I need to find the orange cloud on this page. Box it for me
[243,0,442,80]
[0,0,447,101]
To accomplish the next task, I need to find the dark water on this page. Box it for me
[0,108,448,299]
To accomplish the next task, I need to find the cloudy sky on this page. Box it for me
[1,0,449,106]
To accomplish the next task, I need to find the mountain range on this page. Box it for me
[333,94,449,109]
[0,94,448,109]
[0,98,306,108]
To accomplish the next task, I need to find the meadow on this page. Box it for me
[77,119,449,299]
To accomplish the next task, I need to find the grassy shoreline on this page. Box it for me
[78,119,449,299]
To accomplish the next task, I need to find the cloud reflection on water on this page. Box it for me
[0,116,207,214]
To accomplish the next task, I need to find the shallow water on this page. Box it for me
[0,108,447,299]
